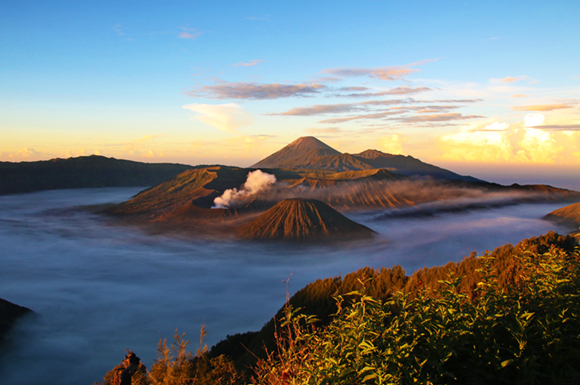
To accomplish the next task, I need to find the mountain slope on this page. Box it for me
[545,202,580,226]
[107,166,250,217]
[251,136,341,169]
[237,198,375,241]
[0,155,192,195]
[251,137,480,181]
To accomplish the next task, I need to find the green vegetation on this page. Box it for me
[98,231,580,384]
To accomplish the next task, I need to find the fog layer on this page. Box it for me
[0,188,572,385]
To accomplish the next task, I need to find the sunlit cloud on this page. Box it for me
[490,76,530,84]
[304,127,344,135]
[322,66,418,81]
[322,59,438,81]
[378,134,407,155]
[187,82,327,99]
[270,103,360,116]
[123,135,162,155]
[145,150,166,158]
[539,124,580,131]
[183,103,254,133]
[0,147,45,160]
[516,128,563,163]
[512,94,527,98]
[524,113,545,127]
[335,86,431,98]
[440,128,515,162]
[439,115,577,164]
[318,110,406,124]
[233,60,265,67]
[399,113,484,123]
[512,103,573,111]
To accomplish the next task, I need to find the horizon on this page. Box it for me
[1,1,579,189]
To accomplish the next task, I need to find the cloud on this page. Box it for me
[0,147,45,160]
[439,115,574,164]
[233,60,265,67]
[524,113,545,127]
[322,66,418,81]
[304,127,344,135]
[490,76,529,84]
[322,59,438,81]
[122,135,162,155]
[378,134,407,155]
[512,94,527,98]
[441,131,514,162]
[188,82,327,99]
[538,124,580,131]
[183,103,253,133]
[113,24,126,36]
[270,103,360,116]
[318,110,406,124]
[512,103,573,111]
[335,86,431,98]
[179,27,202,39]
[516,128,563,163]
[399,113,484,123]
[337,87,369,92]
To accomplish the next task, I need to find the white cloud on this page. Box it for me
[183,103,254,133]
[524,113,545,127]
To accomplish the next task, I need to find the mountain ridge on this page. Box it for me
[0,155,192,195]
[251,136,481,182]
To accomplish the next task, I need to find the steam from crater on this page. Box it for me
[213,170,277,208]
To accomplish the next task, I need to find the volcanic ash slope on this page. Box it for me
[237,198,375,242]
[546,202,580,226]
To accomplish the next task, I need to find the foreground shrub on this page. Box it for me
[252,246,580,384]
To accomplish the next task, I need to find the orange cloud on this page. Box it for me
[511,94,527,98]
[512,103,572,111]
[399,113,484,123]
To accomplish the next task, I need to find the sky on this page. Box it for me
[1,0,579,188]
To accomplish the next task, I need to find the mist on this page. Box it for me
[213,170,277,208]
[0,187,573,385]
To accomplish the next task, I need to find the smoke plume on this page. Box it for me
[213,170,277,208]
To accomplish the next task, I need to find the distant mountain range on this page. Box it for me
[252,136,481,182]
[0,155,192,195]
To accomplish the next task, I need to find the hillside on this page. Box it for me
[237,199,375,241]
[251,136,480,182]
[251,136,341,169]
[0,298,32,344]
[545,201,580,226]
[209,231,578,376]
[98,231,580,384]
[0,155,192,195]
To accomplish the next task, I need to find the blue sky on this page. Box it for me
[1,0,579,187]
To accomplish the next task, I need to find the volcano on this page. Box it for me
[237,199,375,241]
[251,136,480,181]
[251,136,341,169]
